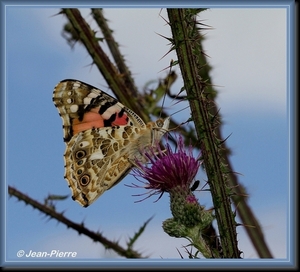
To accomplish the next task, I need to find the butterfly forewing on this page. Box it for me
[53,79,170,207]
[53,80,146,141]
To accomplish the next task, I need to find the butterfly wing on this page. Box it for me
[64,126,140,207]
[53,79,146,142]
[53,79,170,207]
[53,80,147,206]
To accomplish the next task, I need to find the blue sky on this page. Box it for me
[3,5,292,266]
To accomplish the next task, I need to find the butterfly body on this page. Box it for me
[53,80,169,207]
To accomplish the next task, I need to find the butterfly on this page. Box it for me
[53,79,170,207]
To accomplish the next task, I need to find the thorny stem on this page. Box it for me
[167,8,272,258]
[8,186,143,258]
[167,8,240,258]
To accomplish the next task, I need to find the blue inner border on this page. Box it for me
[1,0,296,269]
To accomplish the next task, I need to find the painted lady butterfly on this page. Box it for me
[53,79,170,207]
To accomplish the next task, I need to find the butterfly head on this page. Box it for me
[151,117,170,143]
[155,116,170,130]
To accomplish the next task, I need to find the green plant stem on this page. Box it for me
[167,8,240,258]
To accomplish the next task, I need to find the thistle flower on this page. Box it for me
[132,134,212,226]
[132,134,201,198]
[131,134,216,258]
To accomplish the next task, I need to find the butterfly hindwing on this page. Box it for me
[64,126,137,207]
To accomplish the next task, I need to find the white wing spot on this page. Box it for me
[67,98,72,104]
[83,97,92,104]
[73,82,81,88]
[70,104,79,113]
[90,150,104,160]
[79,141,90,148]
[88,91,99,98]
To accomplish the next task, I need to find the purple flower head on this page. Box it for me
[131,135,202,201]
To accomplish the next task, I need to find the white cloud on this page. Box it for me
[200,9,287,116]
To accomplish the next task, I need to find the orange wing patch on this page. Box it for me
[72,106,129,136]
[72,110,105,135]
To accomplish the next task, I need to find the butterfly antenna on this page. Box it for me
[164,105,193,133]
[159,59,174,119]
[169,105,190,118]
